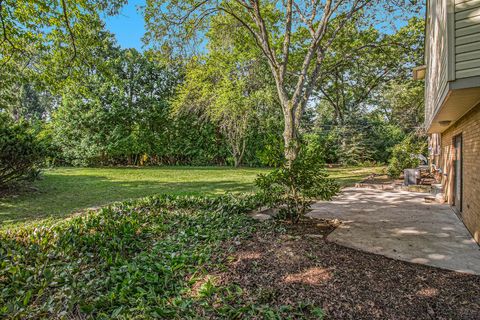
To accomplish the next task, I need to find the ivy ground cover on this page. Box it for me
[1,194,326,319]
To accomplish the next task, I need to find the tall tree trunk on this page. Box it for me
[233,155,240,168]
[282,101,300,167]
[232,141,244,168]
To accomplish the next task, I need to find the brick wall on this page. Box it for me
[440,103,480,243]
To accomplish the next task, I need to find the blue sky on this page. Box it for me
[104,1,423,51]
[104,0,146,50]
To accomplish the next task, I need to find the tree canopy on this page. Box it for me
[144,0,423,164]
[0,0,426,171]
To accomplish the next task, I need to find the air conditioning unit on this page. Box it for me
[404,168,420,186]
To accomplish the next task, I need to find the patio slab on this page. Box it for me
[308,187,480,274]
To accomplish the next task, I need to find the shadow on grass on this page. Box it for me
[0,174,254,226]
[0,166,382,228]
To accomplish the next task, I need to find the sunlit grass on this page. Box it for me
[0,165,384,228]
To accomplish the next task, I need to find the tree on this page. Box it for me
[378,79,424,134]
[52,44,180,165]
[0,0,128,115]
[144,0,421,165]
[173,59,252,167]
[315,18,422,125]
[370,18,425,134]
[302,17,424,165]
[0,0,125,65]
[173,16,277,167]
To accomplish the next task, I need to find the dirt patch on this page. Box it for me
[216,222,480,319]
[282,217,341,239]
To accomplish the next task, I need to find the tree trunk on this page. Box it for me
[272,69,303,168]
[282,101,299,167]
[232,143,244,168]
[233,156,240,168]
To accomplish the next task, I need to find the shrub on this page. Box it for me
[387,135,427,178]
[255,145,340,223]
[0,115,46,188]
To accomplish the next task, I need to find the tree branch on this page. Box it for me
[0,0,16,50]
[249,0,279,69]
[219,5,277,69]
[280,0,293,81]
[61,0,77,61]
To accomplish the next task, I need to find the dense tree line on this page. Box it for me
[0,0,425,187]
[1,31,284,167]
[144,0,424,165]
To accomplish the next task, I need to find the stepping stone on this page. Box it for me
[251,213,272,221]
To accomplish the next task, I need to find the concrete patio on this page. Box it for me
[308,187,480,274]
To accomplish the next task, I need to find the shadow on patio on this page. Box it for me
[308,187,480,274]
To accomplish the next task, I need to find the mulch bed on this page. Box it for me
[217,218,480,319]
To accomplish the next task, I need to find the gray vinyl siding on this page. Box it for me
[425,0,450,127]
[455,0,480,78]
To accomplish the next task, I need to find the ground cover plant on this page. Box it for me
[0,166,383,227]
[0,193,326,319]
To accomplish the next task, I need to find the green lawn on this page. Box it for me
[0,166,384,227]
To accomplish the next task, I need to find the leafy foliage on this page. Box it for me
[172,14,279,167]
[305,115,405,166]
[51,47,182,166]
[47,41,283,167]
[256,146,340,223]
[144,0,423,163]
[379,79,425,131]
[387,135,427,178]
[0,114,47,188]
[1,8,426,169]
[1,193,325,318]
[303,17,425,166]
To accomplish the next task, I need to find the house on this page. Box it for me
[419,0,480,243]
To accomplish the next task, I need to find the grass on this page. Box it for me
[0,166,384,227]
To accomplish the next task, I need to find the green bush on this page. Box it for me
[387,135,427,178]
[255,145,340,223]
[0,114,46,188]
[302,119,405,166]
